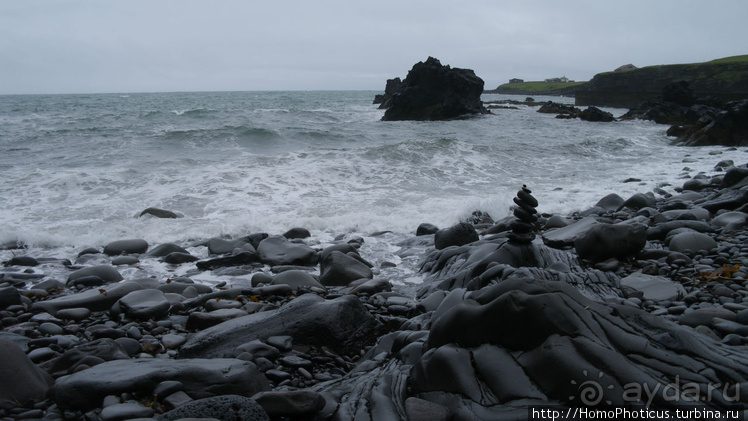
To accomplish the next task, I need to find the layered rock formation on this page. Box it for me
[621,81,748,146]
[576,57,748,108]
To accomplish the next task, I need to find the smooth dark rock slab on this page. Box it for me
[283,227,311,239]
[51,358,269,410]
[271,270,324,290]
[159,394,269,421]
[103,238,149,256]
[0,339,53,408]
[140,207,180,219]
[40,338,130,377]
[646,220,714,240]
[418,278,748,410]
[434,222,479,250]
[207,237,253,255]
[617,192,656,210]
[319,251,373,287]
[253,390,325,418]
[116,288,171,321]
[2,255,38,267]
[0,286,21,309]
[67,265,123,285]
[256,236,318,266]
[32,281,145,316]
[145,243,189,257]
[595,193,625,211]
[180,294,382,358]
[579,106,614,122]
[541,217,599,249]
[574,223,647,262]
[667,231,718,253]
[186,308,249,331]
[679,308,738,328]
[416,223,439,236]
[620,272,686,301]
[162,252,199,264]
[720,166,748,188]
[700,189,748,213]
[712,211,747,227]
[196,251,261,270]
[100,402,154,420]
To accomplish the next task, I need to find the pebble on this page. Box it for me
[38,322,64,335]
[99,402,154,421]
[56,307,91,321]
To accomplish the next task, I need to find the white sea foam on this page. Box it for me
[0,92,743,284]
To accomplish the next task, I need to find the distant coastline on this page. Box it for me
[485,81,586,97]
[575,55,748,107]
[484,54,748,106]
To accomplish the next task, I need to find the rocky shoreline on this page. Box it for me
[1,156,747,420]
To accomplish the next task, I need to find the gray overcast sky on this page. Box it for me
[1,1,746,94]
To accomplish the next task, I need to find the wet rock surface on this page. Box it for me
[621,81,748,147]
[1,159,747,419]
[380,57,487,121]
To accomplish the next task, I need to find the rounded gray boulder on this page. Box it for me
[117,289,171,321]
[51,358,269,411]
[103,238,149,256]
[0,339,53,408]
[319,251,373,287]
[271,270,324,290]
[667,231,718,253]
[574,223,647,262]
[434,222,479,250]
[257,236,318,266]
[67,265,123,285]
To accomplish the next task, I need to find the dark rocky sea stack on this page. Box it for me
[372,77,402,109]
[380,57,487,121]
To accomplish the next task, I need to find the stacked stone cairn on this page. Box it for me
[508,184,539,243]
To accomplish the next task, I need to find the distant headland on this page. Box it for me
[486,55,748,108]
[485,78,586,97]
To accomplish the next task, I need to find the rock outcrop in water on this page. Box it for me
[372,77,402,110]
[1,161,748,419]
[537,101,615,122]
[379,57,488,121]
[621,81,748,147]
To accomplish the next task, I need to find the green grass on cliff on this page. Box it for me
[494,81,587,92]
[706,55,748,64]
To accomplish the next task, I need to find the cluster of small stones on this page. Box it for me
[0,232,419,420]
[0,155,746,420]
[613,228,748,344]
[533,157,748,344]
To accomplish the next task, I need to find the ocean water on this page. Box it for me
[0,91,740,286]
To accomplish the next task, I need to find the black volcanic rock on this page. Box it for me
[662,80,695,106]
[381,57,487,121]
[434,222,479,250]
[621,81,748,146]
[537,101,580,116]
[179,294,382,359]
[676,99,748,146]
[373,77,402,109]
[579,106,615,122]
